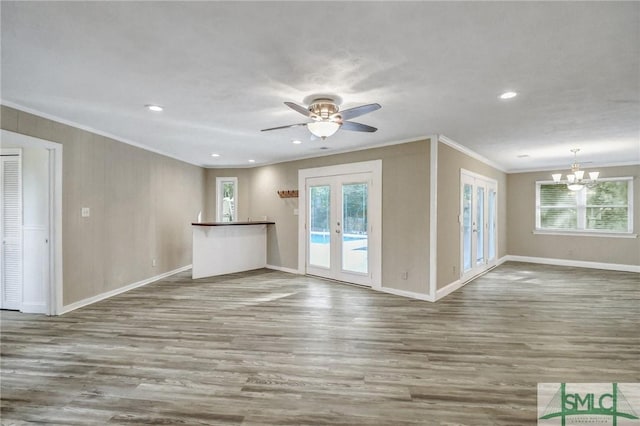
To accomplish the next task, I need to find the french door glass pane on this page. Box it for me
[463,183,473,271]
[221,181,235,222]
[476,187,485,264]
[309,185,330,268]
[488,189,496,261]
[342,183,368,274]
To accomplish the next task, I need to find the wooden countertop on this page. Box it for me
[192,221,275,226]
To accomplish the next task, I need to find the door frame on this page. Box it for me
[459,168,498,283]
[298,160,382,289]
[1,130,63,315]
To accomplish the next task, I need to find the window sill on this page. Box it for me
[533,230,637,239]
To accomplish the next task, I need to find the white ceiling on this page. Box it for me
[2,2,639,171]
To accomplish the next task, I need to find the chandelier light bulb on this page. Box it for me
[550,149,600,192]
[568,183,585,191]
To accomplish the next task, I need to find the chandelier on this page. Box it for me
[551,148,599,191]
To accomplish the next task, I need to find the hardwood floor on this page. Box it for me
[1,262,638,425]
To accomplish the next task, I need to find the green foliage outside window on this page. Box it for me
[310,184,368,234]
[586,181,628,231]
[538,180,630,232]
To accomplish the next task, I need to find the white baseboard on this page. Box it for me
[59,265,192,315]
[379,286,434,302]
[435,279,464,301]
[505,255,640,273]
[21,302,48,314]
[265,264,301,275]
[435,256,509,301]
[497,255,509,266]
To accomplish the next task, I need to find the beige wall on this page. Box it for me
[4,103,634,305]
[206,140,431,294]
[1,106,206,305]
[508,165,640,266]
[437,142,508,289]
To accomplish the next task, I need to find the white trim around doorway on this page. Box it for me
[459,168,499,284]
[1,130,63,315]
[298,160,382,289]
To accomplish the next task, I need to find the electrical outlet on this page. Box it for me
[152,259,157,267]
[401,272,408,280]
[81,207,90,217]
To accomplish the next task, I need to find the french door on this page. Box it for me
[460,170,497,282]
[306,173,373,286]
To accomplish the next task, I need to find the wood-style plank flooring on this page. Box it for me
[1,262,639,425]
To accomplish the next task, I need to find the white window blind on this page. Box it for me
[536,178,633,233]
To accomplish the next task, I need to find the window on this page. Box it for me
[216,177,237,222]
[536,178,633,233]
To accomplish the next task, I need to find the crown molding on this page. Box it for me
[1,100,207,167]
[205,135,434,169]
[507,161,640,174]
[437,134,508,173]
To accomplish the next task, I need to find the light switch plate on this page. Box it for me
[293,208,299,216]
[81,207,90,217]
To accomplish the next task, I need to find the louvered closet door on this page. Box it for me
[1,155,22,310]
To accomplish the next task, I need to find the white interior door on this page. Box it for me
[306,173,373,286]
[1,153,23,310]
[460,170,497,282]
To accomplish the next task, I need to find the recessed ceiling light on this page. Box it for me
[211,153,220,157]
[499,91,517,100]
[292,140,302,145]
[517,154,530,158]
[146,104,163,112]
[248,159,256,163]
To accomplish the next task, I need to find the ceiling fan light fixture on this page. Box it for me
[307,121,341,139]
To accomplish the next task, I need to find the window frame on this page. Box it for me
[216,177,238,222]
[535,176,634,236]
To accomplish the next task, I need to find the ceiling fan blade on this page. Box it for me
[341,121,378,133]
[335,103,381,121]
[284,102,312,117]
[261,123,307,132]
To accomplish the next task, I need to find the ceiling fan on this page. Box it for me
[261,98,381,140]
